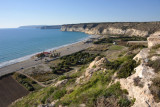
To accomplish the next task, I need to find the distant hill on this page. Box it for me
[19,25,61,29]
[40,25,61,29]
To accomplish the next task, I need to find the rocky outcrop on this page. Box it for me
[147,31,160,48]
[76,56,109,84]
[118,48,160,107]
[61,22,160,37]
[84,56,108,79]
[54,79,68,87]
[133,48,149,63]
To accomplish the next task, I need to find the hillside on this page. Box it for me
[10,32,160,107]
[61,22,160,37]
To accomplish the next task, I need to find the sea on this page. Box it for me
[0,28,90,68]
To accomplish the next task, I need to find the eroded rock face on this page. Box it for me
[76,56,109,84]
[61,26,149,37]
[54,79,68,87]
[134,64,154,79]
[151,56,160,61]
[61,22,160,37]
[133,48,149,63]
[147,31,160,48]
[117,49,160,107]
[118,62,156,106]
[85,57,109,79]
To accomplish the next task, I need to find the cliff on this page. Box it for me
[147,31,160,48]
[61,22,160,37]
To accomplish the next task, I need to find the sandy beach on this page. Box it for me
[0,35,99,77]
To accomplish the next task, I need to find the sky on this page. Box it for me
[0,0,160,28]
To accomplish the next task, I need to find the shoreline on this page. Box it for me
[0,34,100,77]
[0,34,93,69]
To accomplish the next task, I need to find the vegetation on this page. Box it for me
[36,53,45,58]
[53,88,67,100]
[147,59,160,72]
[56,71,114,106]
[151,44,160,50]
[104,82,134,107]
[93,38,113,44]
[93,36,147,44]
[109,45,124,50]
[12,36,141,107]
[51,51,97,74]
[55,70,134,107]
[61,51,97,66]
[19,80,34,91]
[117,59,137,78]
[129,45,147,51]
[12,73,42,91]
[149,77,160,102]
[106,54,137,78]
[133,76,144,88]
[58,75,68,81]
[30,72,58,82]
[118,36,147,41]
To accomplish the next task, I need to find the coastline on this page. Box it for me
[0,34,100,77]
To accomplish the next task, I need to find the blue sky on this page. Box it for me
[0,0,160,28]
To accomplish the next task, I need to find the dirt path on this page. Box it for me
[17,71,47,87]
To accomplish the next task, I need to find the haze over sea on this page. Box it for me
[0,28,90,68]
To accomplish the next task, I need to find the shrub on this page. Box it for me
[41,87,55,104]
[147,59,160,72]
[133,76,144,87]
[93,38,113,44]
[103,82,134,107]
[58,75,68,81]
[106,60,123,70]
[31,81,37,84]
[56,71,113,106]
[118,97,131,107]
[53,88,67,100]
[106,54,137,72]
[117,60,137,78]
[36,53,45,58]
[51,51,97,74]
[18,74,27,79]
[104,82,128,98]
[129,45,147,51]
[152,44,160,49]
[93,36,147,45]
[19,80,34,91]
[120,36,147,41]
[149,77,160,102]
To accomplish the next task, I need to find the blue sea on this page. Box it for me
[0,28,90,68]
